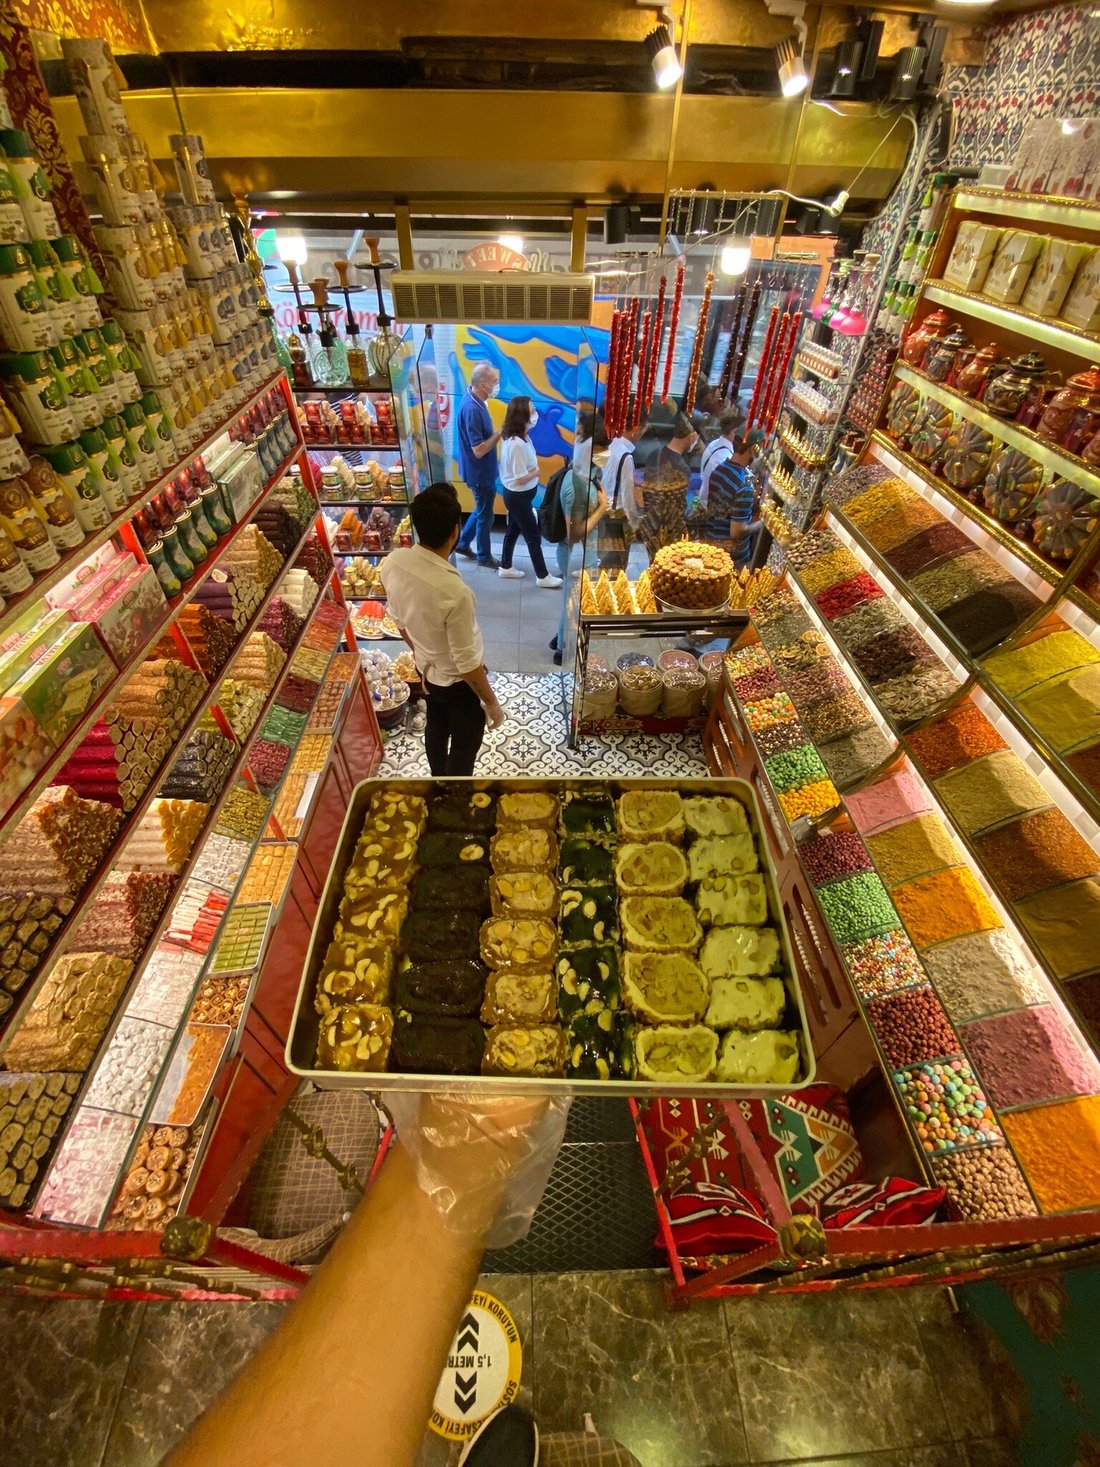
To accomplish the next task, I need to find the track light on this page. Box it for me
[645,25,682,88]
[829,40,861,97]
[890,45,926,101]
[604,203,630,245]
[498,233,525,254]
[720,239,752,275]
[776,36,810,97]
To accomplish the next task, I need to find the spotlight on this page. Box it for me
[829,40,861,97]
[276,232,308,266]
[720,239,751,275]
[645,25,681,88]
[824,189,849,217]
[604,203,630,245]
[498,233,525,254]
[776,36,810,97]
[890,45,926,101]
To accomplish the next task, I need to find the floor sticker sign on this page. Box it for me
[431,1289,523,1440]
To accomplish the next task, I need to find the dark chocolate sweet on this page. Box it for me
[410,864,491,913]
[560,791,616,836]
[565,1008,636,1080]
[416,831,490,867]
[395,958,489,1017]
[556,945,621,1019]
[401,907,481,961]
[391,1013,486,1074]
[559,837,614,886]
[426,789,497,833]
[559,886,619,946]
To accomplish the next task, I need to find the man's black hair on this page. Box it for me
[410,482,462,549]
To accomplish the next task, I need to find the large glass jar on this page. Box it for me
[1037,366,1100,448]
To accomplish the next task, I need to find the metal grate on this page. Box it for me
[483,1102,660,1273]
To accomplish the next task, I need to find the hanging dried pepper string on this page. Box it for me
[645,273,667,412]
[684,271,714,415]
[718,283,747,399]
[765,309,802,436]
[631,309,652,437]
[746,303,779,431]
[760,310,793,436]
[612,309,628,439]
[730,278,761,403]
[660,261,685,404]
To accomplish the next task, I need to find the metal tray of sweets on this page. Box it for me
[286,777,817,1098]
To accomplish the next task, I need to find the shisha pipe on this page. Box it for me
[284,259,313,351]
[332,258,361,347]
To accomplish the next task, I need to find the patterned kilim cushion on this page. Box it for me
[736,1083,864,1213]
[821,1177,945,1229]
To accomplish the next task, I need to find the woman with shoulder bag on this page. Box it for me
[550,409,610,664]
[497,394,562,588]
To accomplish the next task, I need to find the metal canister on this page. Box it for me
[174,508,209,565]
[77,424,129,512]
[145,538,182,597]
[0,130,59,237]
[99,318,142,401]
[0,242,54,351]
[77,325,124,415]
[200,481,232,536]
[0,523,32,595]
[0,349,78,443]
[33,442,109,532]
[26,238,78,338]
[0,473,61,572]
[21,454,85,550]
[160,522,195,580]
[52,235,102,330]
[141,388,179,473]
[0,155,28,246]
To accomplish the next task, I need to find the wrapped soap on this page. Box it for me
[982,230,1043,305]
[1022,235,1093,318]
[942,221,1002,293]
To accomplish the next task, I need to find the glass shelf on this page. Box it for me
[922,282,1100,366]
[951,187,1100,235]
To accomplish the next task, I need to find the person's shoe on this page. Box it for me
[498,566,525,580]
[552,650,563,666]
[549,635,559,651]
[458,1404,538,1466]
[456,544,477,560]
[478,557,500,569]
[535,574,563,589]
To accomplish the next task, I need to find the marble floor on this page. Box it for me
[0,1273,1021,1467]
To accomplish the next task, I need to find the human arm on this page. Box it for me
[446,596,505,728]
[165,1101,550,1467]
[462,663,505,728]
[471,429,501,460]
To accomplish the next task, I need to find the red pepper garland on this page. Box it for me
[746,303,779,431]
[760,310,793,436]
[730,278,762,401]
[684,271,714,415]
[645,273,667,412]
[660,261,685,404]
[623,297,640,431]
[765,309,801,436]
[631,309,652,437]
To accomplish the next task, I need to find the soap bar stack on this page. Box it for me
[122,798,210,874]
[4,951,134,1071]
[258,596,305,654]
[70,871,176,960]
[177,603,237,679]
[233,630,286,692]
[0,786,123,897]
[160,727,237,803]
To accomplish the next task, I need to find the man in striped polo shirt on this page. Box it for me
[701,425,765,567]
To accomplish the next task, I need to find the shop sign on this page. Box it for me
[462,241,528,272]
[430,1288,524,1441]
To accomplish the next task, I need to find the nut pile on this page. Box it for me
[866,987,958,1068]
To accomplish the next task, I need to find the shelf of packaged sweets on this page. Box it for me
[32,609,355,1228]
[303,441,401,453]
[0,374,287,640]
[0,446,303,843]
[292,384,393,398]
[893,363,1100,493]
[869,432,1100,626]
[922,282,1100,366]
[820,503,1100,842]
[950,187,1100,233]
[0,510,328,1055]
[317,498,409,510]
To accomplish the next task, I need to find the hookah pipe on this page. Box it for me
[333,257,368,386]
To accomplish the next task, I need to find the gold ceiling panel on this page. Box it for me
[52,87,910,206]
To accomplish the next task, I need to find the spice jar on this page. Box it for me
[953,342,1001,398]
[0,243,54,352]
[922,325,971,383]
[901,308,949,367]
[1083,427,1100,471]
[1037,366,1100,447]
[983,352,1049,418]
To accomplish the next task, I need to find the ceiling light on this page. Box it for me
[720,239,752,275]
[645,25,681,88]
[829,40,861,97]
[889,45,925,100]
[776,36,810,97]
[276,232,308,265]
[936,0,995,7]
[824,189,849,217]
[498,233,525,254]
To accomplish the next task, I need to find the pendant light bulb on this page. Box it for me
[645,25,682,88]
[720,240,751,276]
[498,233,525,254]
[277,232,308,266]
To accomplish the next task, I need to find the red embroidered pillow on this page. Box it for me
[663,1180,777,1256]
[822,1177,946,1228]
[638,1097,764,1201]
[736,1083,864,1214]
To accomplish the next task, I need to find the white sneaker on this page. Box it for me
[536,574,563,589]
[498,567,525,580]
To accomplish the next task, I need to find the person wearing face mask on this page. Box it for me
[633,400,699,561]
[455,361,502,569]
[550,408,609,664]
[703,426,765,566]
[496,395,562,587]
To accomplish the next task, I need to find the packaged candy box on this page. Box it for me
[6,619,114,742]
[943,221,1002,293]
[982,230,1043,306]
[0,694,54,810]
[86,564,167,666]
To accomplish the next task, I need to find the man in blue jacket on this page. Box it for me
[455,361,502,568]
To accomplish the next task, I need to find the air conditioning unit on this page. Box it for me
[391,271,595,325]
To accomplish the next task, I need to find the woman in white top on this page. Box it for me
[497,395,562,587]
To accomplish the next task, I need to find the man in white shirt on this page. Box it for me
[380,483,505,775]
[698,406,741,507]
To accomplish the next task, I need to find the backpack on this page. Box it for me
[538,464,569,544]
